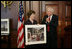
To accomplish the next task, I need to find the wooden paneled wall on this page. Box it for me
[1,1,71,48]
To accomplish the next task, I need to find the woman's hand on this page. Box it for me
[37,24,40,25]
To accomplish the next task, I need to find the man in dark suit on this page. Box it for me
[41,7,58,48]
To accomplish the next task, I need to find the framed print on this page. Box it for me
[25,25,46,45]
[1,19,10,35]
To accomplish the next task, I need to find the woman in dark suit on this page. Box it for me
[25,10,37,25]
[25,10,40,48]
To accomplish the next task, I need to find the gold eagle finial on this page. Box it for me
[1,1,13,8]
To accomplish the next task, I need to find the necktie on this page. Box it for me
[47,17,50,32]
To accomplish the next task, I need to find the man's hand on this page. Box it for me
[46,18,50,23]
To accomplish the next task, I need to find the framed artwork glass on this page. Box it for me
[1,19,10,35]
[25,25,46,45]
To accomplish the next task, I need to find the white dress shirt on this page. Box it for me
[45,15,53,23]
[48,15,53,22]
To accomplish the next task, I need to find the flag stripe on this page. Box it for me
[18,23,23,37]
[18,37,24,48]
[17,28,23,43]
[17,32,24,47]
[21,42,24,48]
[18,28,23,38]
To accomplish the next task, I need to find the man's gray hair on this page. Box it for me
[46,7,54,13]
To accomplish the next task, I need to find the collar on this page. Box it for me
[48,14,53,20]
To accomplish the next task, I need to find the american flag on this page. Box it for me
[17,1,24,48]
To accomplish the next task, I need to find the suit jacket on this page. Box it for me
[41,14,58,48]
[25,19,37,25]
